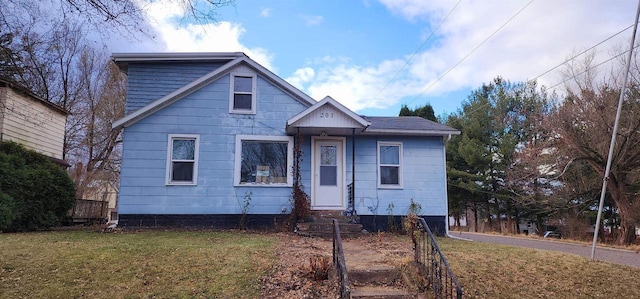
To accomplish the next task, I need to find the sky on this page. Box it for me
[109,0,640,118]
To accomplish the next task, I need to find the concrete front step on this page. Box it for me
[296,210,363,238]
[296,222,364,238]
[351,286,423,299]
[297,222,363,232]
[348,268,400,285]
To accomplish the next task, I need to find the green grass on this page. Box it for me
[437,237,640,298]
[0,230,277,298]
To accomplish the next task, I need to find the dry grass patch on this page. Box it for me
[0,230,277,298]
[437,238,640,298]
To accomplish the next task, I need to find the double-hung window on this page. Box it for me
[234,135,293,186]
[229,73,256,114]
[166,134,199,185]
[378,141,402,188]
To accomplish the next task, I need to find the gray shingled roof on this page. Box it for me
[362,116,459,135]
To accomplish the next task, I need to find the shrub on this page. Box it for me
[0,192,16,230]
[302,255,331,281]
[0,141,75,231]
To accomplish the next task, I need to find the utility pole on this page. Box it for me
[591,0,640,260]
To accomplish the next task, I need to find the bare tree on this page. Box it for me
[1,0,234,37]
[69,48,125,199]
[2,16,126,201]
[537,56,640,244]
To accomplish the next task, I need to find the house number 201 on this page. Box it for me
[319,112,334,118]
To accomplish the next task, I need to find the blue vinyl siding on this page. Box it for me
[125,62,225,115]
[119,69,309,215]
[349,136,448,217]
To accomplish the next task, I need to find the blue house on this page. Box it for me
[111,52,459,233]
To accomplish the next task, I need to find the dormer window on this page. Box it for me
[229,73,256,114]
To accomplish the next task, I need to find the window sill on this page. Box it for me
[229,109,256,115]
[235,183,292,188]
[378,185,403,190]
[166,182,197,186]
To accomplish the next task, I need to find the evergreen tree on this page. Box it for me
[446,77,551,233]
[399,103,437,122]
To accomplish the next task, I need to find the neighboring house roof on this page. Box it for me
[0,78,70,116]
[111,52,317,129]
[362,116,461,136]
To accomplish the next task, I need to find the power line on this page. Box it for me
[407,0,535,106]
[371,0,462,104]
[454,35,640,118]
[547,43,640,90]
[532,24,634,82]
[456,42,639,118]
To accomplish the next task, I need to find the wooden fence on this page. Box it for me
[68,199,108,223]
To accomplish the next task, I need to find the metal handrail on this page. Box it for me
[332,219,351,299]
[345,183,356,220]
[413,217,463,299]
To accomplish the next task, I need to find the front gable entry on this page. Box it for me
[286,96,369,135]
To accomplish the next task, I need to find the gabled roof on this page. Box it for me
[287,96,369,132]
[111,52,317,129]
[362,116,460,136]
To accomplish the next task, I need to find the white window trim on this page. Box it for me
[229,72,257,114]
[234,135,294,187]
[166,134,200,186]
[377,141,403,189]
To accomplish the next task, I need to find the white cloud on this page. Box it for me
[290,1,636,112]
[378,0,449,22]
[143,0,275,70]
[300,15,324,26]
[260,8,271,18]
[285,67,315,90]
[288,58,413,111]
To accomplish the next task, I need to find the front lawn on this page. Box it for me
[2,229,639,298]
[0,230,277,298]
[438,237,640,298]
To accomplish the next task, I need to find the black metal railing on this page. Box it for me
[345,183,356,221]
[332,219,351,299]
[413,217,463,299]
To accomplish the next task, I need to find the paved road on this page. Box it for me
[453,232,640,268]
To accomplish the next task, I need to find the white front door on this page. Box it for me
[312,138,345,209]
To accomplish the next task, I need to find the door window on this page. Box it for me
[320,145,337,186]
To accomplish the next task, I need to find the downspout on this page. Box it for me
[443,134,471,241]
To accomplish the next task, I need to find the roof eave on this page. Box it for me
[241,58,316,107]
[111,52,247,74]
[0,78,70,115]
[362,129,461,136]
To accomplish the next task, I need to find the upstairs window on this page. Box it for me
[229,73,256,114]
[166,134,199,185]
[378,142,403,188]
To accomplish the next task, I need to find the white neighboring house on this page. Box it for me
[1,78,120,224]
[0,78,69,166]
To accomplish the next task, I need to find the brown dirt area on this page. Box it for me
[260,232,414,298]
